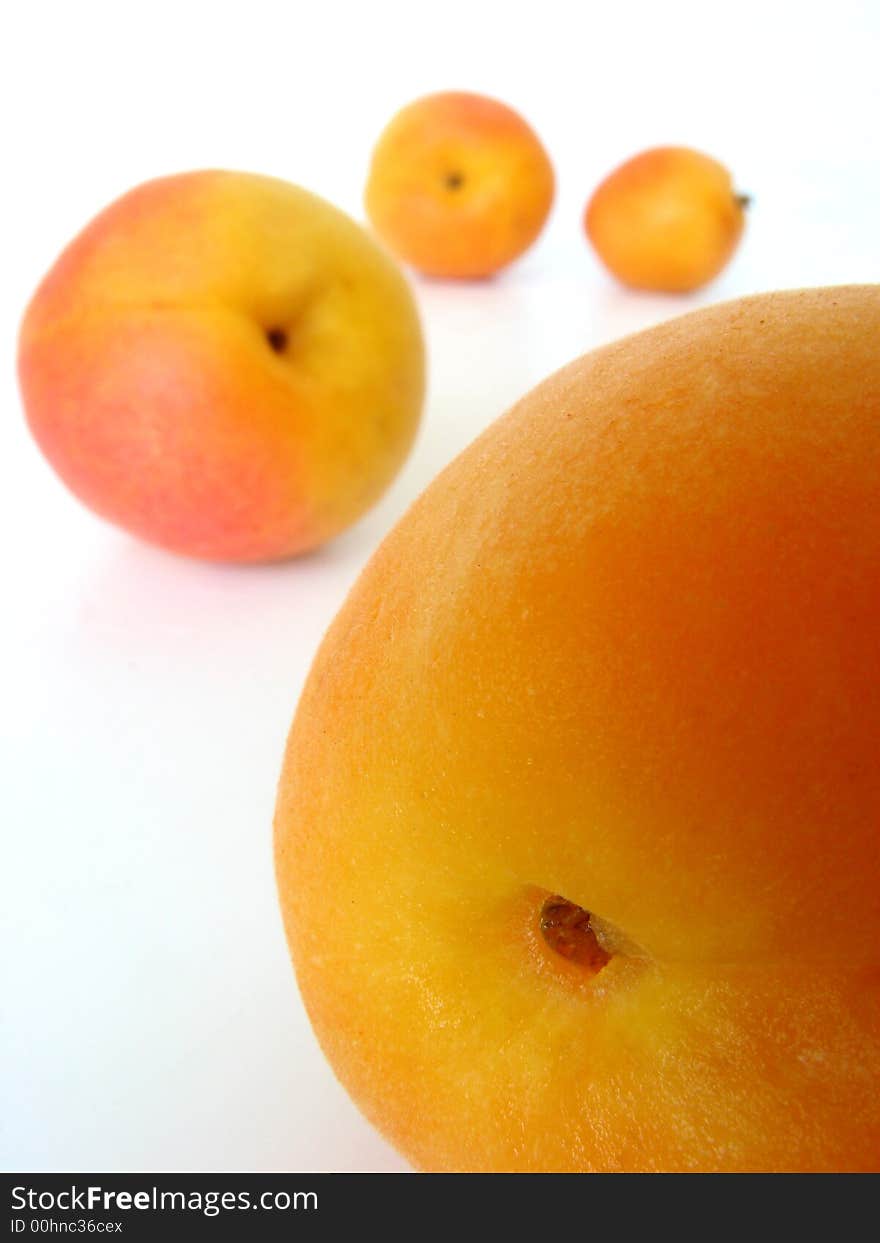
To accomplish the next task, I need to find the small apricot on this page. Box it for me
[365,91,555,279]
[585,146,747,293]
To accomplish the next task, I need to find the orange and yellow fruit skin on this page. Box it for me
[18,171,425,562]
[365,91,555,279]
[585,146,746,293]
[276,286,880,1172]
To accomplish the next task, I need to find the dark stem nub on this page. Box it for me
[444,171,465,190]
[735,193,752,210]
[540,895,611,973]
[266,326,289,354]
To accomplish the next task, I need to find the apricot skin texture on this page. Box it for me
[585,146,746,293]
[365,92,555,279]
[276,286,880,1171]
[18,171,425,562]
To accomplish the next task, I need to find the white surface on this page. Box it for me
[3,0,879,1172]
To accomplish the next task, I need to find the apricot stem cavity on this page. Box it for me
[266,326,289,354]
[539,895,612,974]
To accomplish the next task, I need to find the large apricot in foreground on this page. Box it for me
[585,146,747,292]
[365,92,554,279]
[18,171,425,561]
[276,286,880,1171]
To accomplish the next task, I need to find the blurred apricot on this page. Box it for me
[19,172,424,561]
[365,91,554,279]
[585,146,747,292]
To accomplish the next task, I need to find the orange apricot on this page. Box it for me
[365,91,555,279]
[18,171,424,562]
[585,146,747,292]
[276,286,880,1171]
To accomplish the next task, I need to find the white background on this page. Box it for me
[3,0,879,1171]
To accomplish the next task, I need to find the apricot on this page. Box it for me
[585,146,747,292]
[365,91,555,279]
[276,286,880,1171]
[18,171,425,562]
